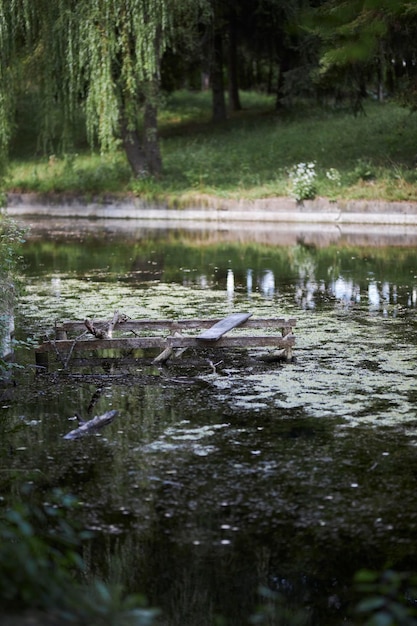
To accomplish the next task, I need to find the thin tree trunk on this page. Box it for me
[143,97,162,176]
[211,30,227,122]
[227,11,241,112]
[276,50,291,110]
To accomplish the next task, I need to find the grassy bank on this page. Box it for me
[6,91,417,203]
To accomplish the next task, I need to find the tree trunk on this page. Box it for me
[120,84,162,178]
[211,30,227,122]
[120,121,147,178]
[275,50,291,110]
[143,97,162,176]
[227,11,241,112]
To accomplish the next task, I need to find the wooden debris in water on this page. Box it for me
[85,310,121,339]
[63,409,118,440]
[197,312,253,341]
[35,311,297,370]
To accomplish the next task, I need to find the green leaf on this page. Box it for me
[356,596,387,612]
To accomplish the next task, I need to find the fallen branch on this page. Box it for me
[63,409,118,440]
[46,329,90,369]
[207,359,223,374]
[63,330,89,368]
[85,310,121,339]
[153,331,187,364]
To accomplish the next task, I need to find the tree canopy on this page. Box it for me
[1,0,417,179]
[307,0,417,105]
[0,0,209,176]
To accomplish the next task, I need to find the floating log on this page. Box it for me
[63,409,118,440]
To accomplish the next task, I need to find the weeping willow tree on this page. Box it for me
[0,0,209,177]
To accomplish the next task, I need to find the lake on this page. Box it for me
[2,216,417,625]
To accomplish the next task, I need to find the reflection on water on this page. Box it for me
[3,221,417,624]
[17,230,417,325]
[30,266,417,318]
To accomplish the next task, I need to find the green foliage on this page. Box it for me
[354,569,417,626]
[351,158,377,183]
[0,0,210,172]
[249,586,308,625]
[0,212,25,372]
[307,0,417,109]
[75,581,159,626]
[0,489,159,625]
[7,92,417,202]
[0,213,25,283]
[0,489,87,610]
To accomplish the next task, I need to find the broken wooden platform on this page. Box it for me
[35,312,296,370]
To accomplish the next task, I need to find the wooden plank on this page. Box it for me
[170,334,295,349]
[35,333,295,354]
[36,336,169,353]
[196,313,253,341]
[56,316,296,333]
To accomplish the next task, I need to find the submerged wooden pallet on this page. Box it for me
[35,312,296,369]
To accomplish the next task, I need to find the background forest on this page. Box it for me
[0,0,417,202]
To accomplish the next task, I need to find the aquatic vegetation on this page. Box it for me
[6,228,417,624]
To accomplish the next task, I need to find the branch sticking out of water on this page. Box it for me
[84,310,120,339]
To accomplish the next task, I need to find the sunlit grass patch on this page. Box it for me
[6,90,417,202]
[7,152,131,195]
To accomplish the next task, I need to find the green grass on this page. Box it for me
[6,90,417,202]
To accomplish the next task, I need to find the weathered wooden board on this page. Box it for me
[36,315,297,369]
[36,333,295,354]
[169,334,295,349]
[55,316,296,333]
[36,336,168,353]
[197,313,253,341]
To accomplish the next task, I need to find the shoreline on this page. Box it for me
[6,192,417,225]
[8,192,417,248]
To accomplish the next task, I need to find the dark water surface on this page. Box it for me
[2,218,417,624]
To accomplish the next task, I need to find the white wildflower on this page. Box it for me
[288,162,317,202]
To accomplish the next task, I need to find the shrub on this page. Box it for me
[0,489,159,625]
[0,489,86,610]
[354,569,417,625]
[288,162,317,202]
